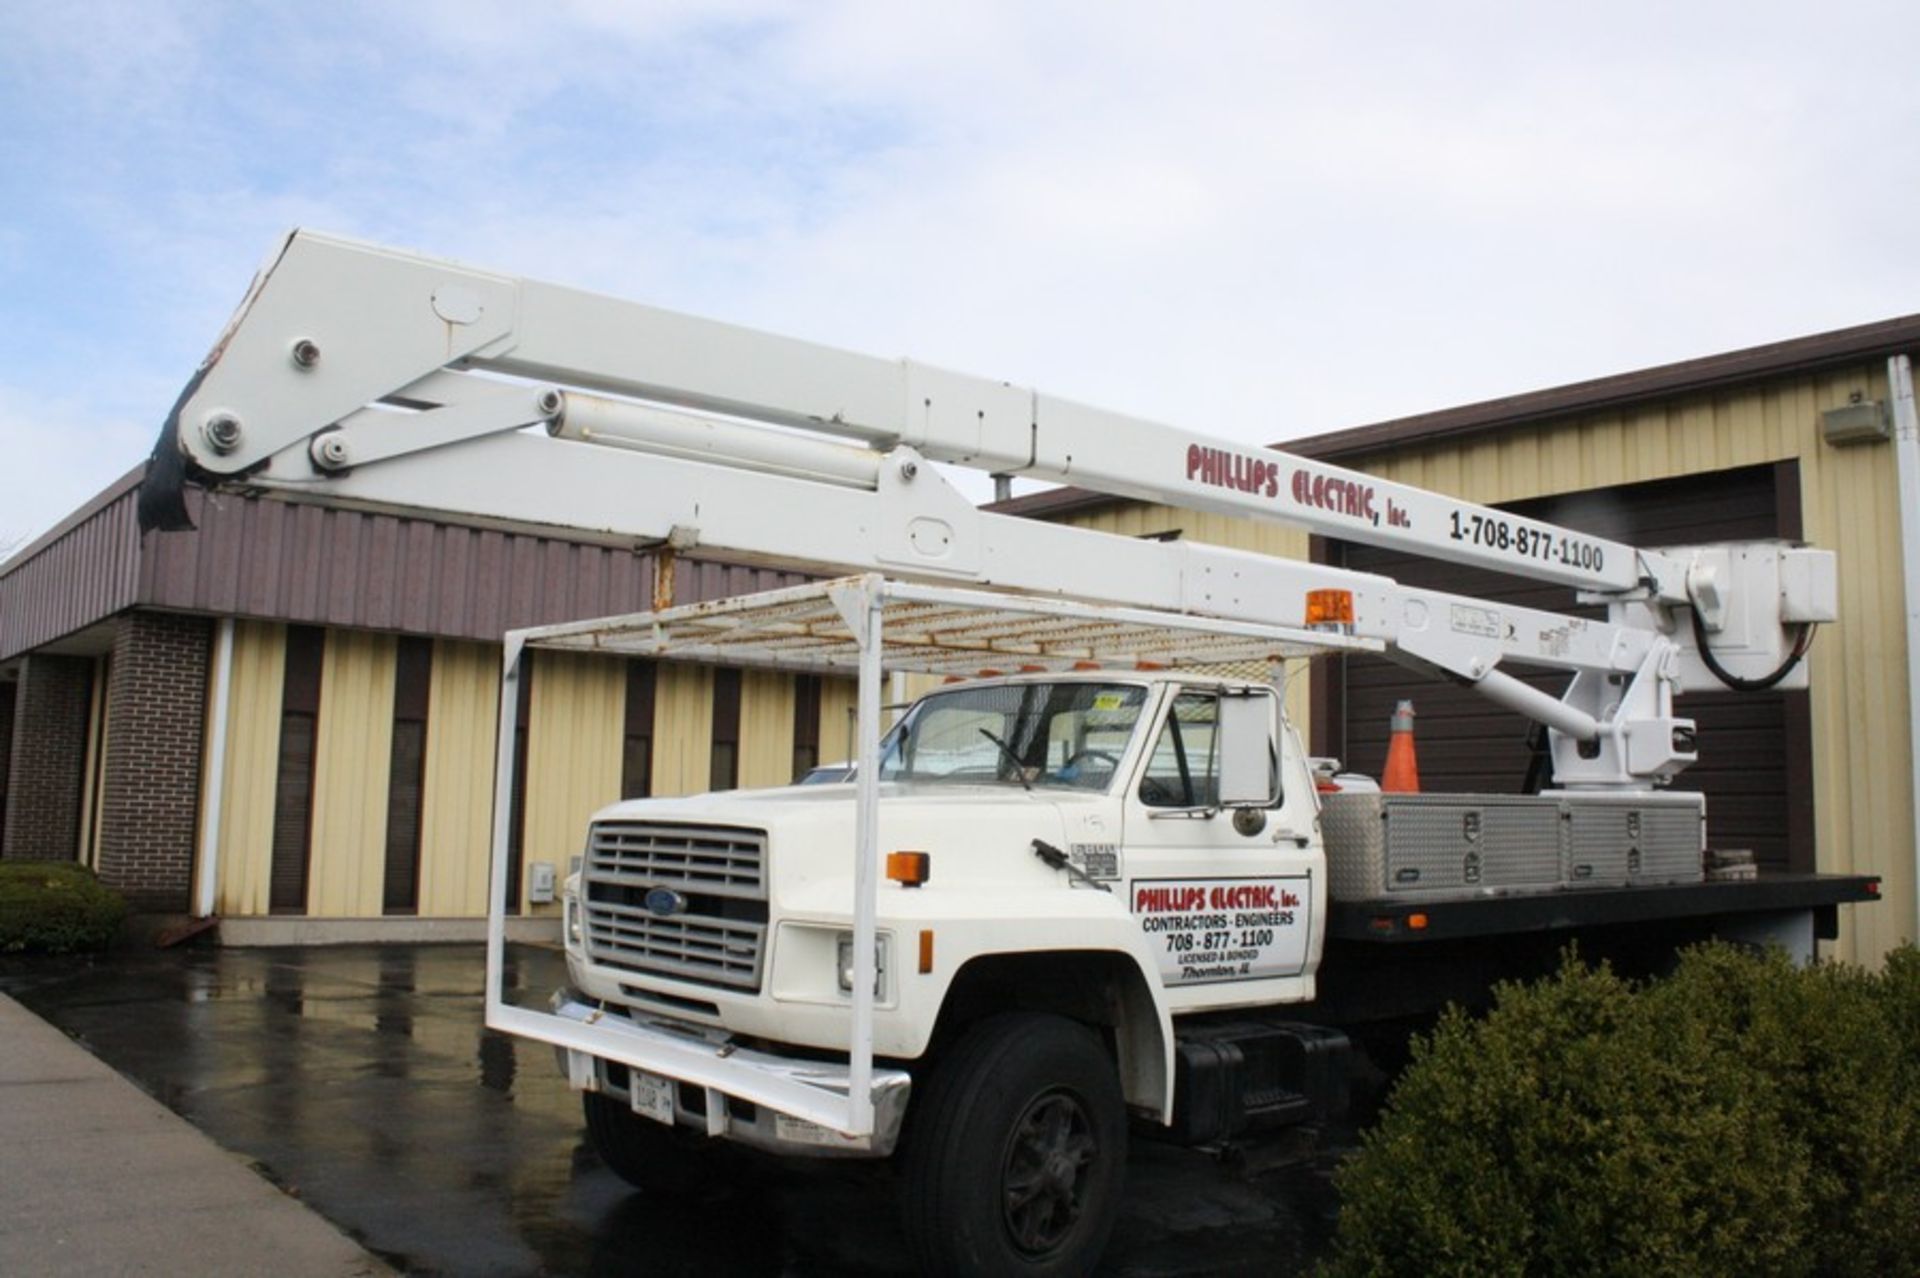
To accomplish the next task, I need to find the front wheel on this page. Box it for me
[901,1013,1127,1276]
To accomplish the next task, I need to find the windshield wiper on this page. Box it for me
[977,728,1033,792]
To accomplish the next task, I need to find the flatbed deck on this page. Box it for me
[1329,873,1881,944]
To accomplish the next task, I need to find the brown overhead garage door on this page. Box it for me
[1312,462,1814,873]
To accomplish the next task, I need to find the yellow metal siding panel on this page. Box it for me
[1797,369,1912,965]
[418,640,501,917]
[817,677,858,766]
[523,652,624,914]
[651,663,714,797]
[215,622,286,916]
[309,630,397,917]
[738,670,797,788]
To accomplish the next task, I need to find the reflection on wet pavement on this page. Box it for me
[0,945,1344,1276]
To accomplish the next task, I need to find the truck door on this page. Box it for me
[1121,687,1317,1004]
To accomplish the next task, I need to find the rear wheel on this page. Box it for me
[582,1091,735,1198]
[902,1012,1127,1276]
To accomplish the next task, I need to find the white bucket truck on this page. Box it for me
[141,232,1877,1276]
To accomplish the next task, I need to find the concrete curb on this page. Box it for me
[0,992,393,1277]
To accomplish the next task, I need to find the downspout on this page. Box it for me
[193,618,235,918]
[1888,354,1920,941]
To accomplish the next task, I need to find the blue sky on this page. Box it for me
[4,1,1918,550]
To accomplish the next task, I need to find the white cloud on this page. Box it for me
[3,1,1918,541]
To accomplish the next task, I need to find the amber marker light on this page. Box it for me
[887,851,931,887]
[1407,912,1430,931]
[1305,589,1356,629]
[918,929,935,974]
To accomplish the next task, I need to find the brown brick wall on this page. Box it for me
[2,654,93,861]
[97,612,211,912]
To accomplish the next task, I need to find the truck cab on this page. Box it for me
[553,667,1351,1271]
[560,669,1323,1117]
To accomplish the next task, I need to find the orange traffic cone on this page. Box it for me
[1382,699,1420,793]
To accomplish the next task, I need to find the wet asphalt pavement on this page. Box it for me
[0,944,1347,1276]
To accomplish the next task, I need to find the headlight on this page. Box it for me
[836,932,888,996]
[565,895,583,948]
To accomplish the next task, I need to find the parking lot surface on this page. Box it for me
[0,944,1345,1275]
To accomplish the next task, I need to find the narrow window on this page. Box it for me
[710,667,742,791]
[382,637,432,915]
[792,674,822,781]
[622,659,657,799]
[504,653,533,915]
[270,626,325,913]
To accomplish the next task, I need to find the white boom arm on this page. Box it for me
[141,229,1836,789]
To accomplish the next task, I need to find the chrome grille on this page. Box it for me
[584,821,768,992]
[588,822,765,897]
[583,899,765,990]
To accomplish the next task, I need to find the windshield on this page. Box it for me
[877,682,1149,792]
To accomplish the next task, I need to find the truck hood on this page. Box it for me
[590,783,1122,910]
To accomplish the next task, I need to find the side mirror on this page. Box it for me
[1216,689,1279,807]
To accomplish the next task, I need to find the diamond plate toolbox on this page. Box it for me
[1321,792,1704,901]
[1561,791,1705,888]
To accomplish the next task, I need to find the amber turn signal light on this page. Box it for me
[887,851,930,887]
[1305,588,1356,628]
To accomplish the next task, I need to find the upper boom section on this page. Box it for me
[135,229,1846,788]
[147,229,1687,603]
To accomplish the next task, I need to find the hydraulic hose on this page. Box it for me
[1688,605,1813,693]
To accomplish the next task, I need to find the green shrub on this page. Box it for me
[0,861,127,953]
[1324,943,1920,1278]
[1649,944,1920,1274]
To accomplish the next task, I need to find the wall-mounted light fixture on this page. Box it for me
[1821,391,1891,445]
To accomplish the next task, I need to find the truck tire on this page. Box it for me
[581,1091,734,1198]
[901,1012,1127,1277]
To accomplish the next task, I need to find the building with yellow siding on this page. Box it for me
[3,313,1917,962]
[0,477,855,942]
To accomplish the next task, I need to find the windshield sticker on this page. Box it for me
[1131,876,1310,985]
[1090,693,1129,712]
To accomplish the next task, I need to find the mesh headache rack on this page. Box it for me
[514,573,1381,677]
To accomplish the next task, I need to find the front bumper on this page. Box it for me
[548,989,912,1158]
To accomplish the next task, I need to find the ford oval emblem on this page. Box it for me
[644,888,688,918]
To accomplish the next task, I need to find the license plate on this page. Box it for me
[629,1069,675,1126]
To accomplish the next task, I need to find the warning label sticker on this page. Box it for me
[1131,876,1311,985]
[1070,842,1120,879]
